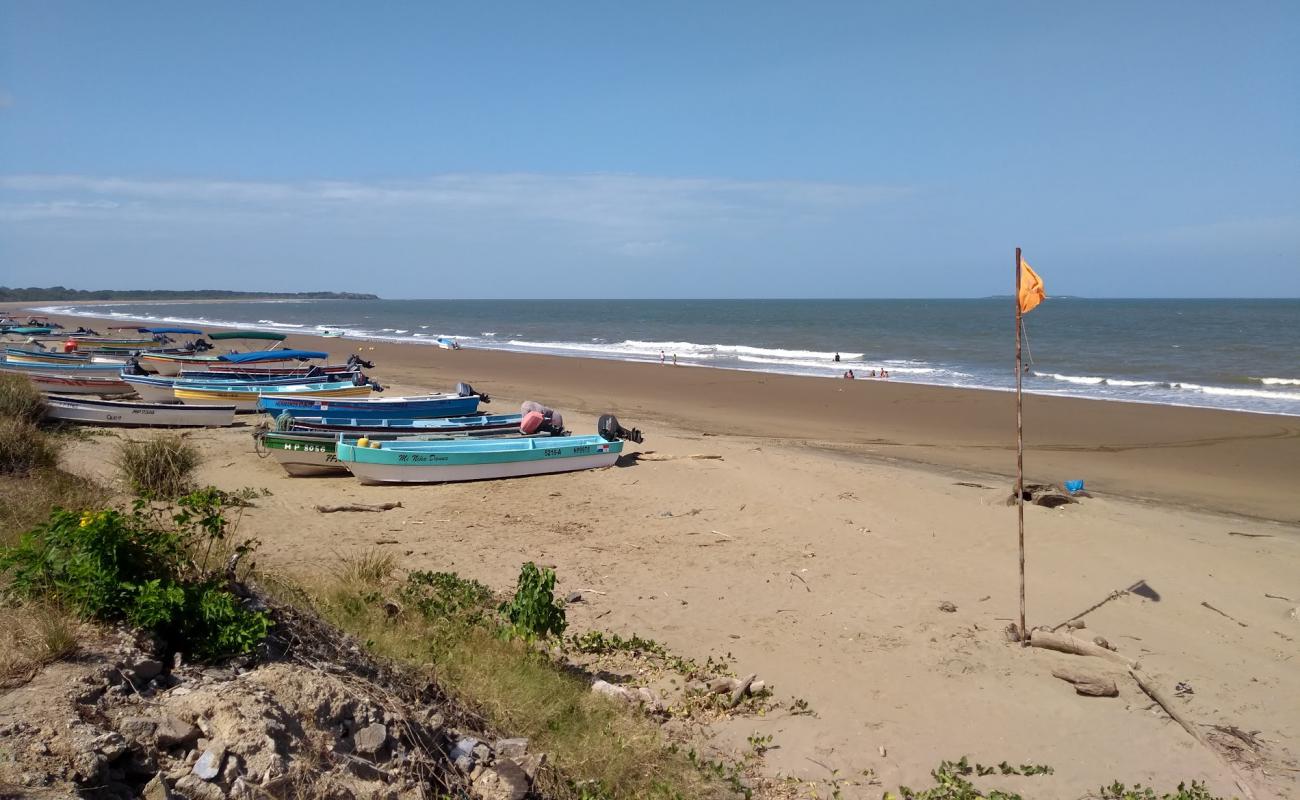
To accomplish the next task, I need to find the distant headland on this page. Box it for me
[0,287,380,302]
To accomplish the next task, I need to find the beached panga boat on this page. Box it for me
[43,395,237,427]
[258,391,482,420]
[336,429,631,485]
[18,372,135,396]
[287,412,527,434]
[138,332,293,375]
[0,358,128,377]
[174,380,374,412]
[122,371,361,404]
[255,427,540,477]
[4,348,129,366]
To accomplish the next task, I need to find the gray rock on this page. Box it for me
[564,591,583,603]
[471,759,530,800]
[473,742,492,762]
[515,752,547,781]
[192,746,226,781]
[494,738,529,759]
[156,717,201,749]
[116,717,160,743]
[352,722,388,756]
[134,659,165,681]
[93,732,129,761]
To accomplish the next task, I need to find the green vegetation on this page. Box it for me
[499,561,568,642]
[0,286,378,300]
[301,557,726,800]
[0,491,270,661]
[881,758,1226,800]
[0,376,58,476]
[116,434,201,498]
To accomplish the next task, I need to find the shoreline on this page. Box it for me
[19,303,1300,522]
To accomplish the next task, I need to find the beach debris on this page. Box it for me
[1027,630,1137,668]
[1063,479,1085,494]
[1006,483,1077,508]
[728,674,758,709]
[564,591,583,604]
[1174,681,1194,697]
[1263,592,1293,602]
[879,745,887,757]
[1092,636,1116,651]
[1004,622,1023,643]
[789,572,811,591]
[1050,580,1159,632]
[1228,531,1273,538]
[1200,601,1249,628]
[1050,665,1119,697]
[314,502,403,513]
[938,600,957,613]
[631,452,723,462]
[1065,618,1086,630]
[704,675,767,704]
[953,481,991,489]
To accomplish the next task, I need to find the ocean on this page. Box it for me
[33,298,1300,416]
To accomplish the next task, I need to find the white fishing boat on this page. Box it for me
[43,395,237,427]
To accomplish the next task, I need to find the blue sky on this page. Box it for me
[1,1,1297,298]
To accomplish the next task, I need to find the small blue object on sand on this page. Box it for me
[1064,480,1085,494]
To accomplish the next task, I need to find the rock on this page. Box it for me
[494,737,529,759]
[93,732,129,761]
[175,774,227,800]
[116,717,160,743]
[451,737,479,772]
[591,679,630,702]
[1066,619,1086,630]
[515,752,547,781]
[192,746,226,780]
[564,591,583,604]
[134,659,165,681]
[473,741,492,762]
[143,774,172,800]
[471,759,530,800]
[353,723,388,756]
[1051,666,1119,697]
[938,600,958,613]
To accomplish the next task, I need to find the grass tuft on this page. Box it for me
[0,418,61,476]
[0,374,46,424]
[0,468,110,547]
[117,434,201,498]
[333,548,398,588]
[0,601,83,689]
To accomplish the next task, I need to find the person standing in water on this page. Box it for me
[834,352,841,362]
[660,350,665,365]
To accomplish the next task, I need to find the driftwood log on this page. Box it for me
[314,502,404,513]
[632,453,724,462]
[728,674,758,709]
[1028,630,1138,668]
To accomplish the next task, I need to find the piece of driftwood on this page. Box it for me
[1128,669,1257,800]
[315,502,403,513]
[1050,588,1127,632]
[1051,665,1118,697]
[1028,630,1138,668]
[633,452,724,462]
[1201,601,1249,628]
[728,674,757,709]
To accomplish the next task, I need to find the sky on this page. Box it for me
[1,1,1297,298]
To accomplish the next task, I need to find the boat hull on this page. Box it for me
[139,354,221,375]
[259,429,529,476]
[175,384,372,412]
[21,373,134,396]
[337,437,622,485]
[44,395,236,427]
[259,394,480,420]
[290,413,523,433]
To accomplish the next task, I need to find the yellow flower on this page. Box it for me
[79,512,95,528]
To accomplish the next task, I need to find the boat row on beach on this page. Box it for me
[1,319,642,485]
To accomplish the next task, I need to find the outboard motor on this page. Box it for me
[598,414,643,444]
[520,401,566,435]
[456,382,490,404]
[347,354,375,370]
[367,379,385,392]
[192,338,212,352]
[122,357,145,376]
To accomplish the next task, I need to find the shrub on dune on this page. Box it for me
[117,434,201,498]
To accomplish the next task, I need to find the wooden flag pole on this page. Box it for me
[1015,246,1027,643]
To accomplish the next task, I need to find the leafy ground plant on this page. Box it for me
[499,561,567,642]
[0,488,269,661]
[116,433,201,498]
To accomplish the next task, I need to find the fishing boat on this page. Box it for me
[288,412,527,434]
[4,348,130,366]
[255,427,537,477]
[19,372,135,396]
[138,331,293,375]
[335,416,640,484]
[0,359,129,377]
[122,371,361,404]
[43,395,237,427]
[257,385,485,420]
[436,337,461,350]
[182,353,374,378]
[174,380,375,412]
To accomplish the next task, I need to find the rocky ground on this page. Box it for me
[0,593,542,800]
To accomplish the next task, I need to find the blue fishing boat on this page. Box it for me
[0,358,126,376]
[335,414,641,484]
[121,371,363,404]
[258,383,487,420]
[288,413,527,434]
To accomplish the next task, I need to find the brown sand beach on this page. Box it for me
[16,307,1300,797]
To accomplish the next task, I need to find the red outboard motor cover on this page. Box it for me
[520,410,546,435]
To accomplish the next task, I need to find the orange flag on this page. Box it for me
[1018,257,1046,314]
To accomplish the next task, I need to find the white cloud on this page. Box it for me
[0,172,913,251]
